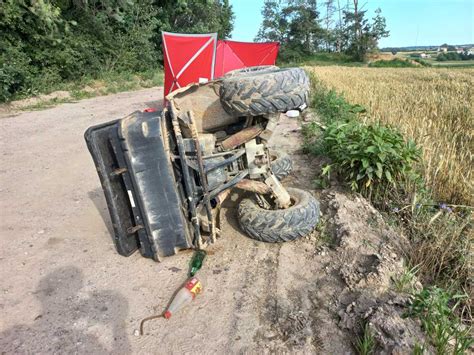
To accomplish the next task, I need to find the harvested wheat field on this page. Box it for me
[309,66,474,205]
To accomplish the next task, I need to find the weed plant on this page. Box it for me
[405,287,473,354]
[303,74,473,340]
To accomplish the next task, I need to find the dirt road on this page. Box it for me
[0,88,318,353]
[0,88,426,354]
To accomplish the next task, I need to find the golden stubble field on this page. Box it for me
[309,66,474,205]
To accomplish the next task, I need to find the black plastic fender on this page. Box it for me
[84,111,193,261]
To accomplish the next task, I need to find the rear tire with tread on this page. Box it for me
[219,67,310,116]
[238,187,319,243]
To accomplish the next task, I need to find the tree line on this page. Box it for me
[1,0,390,103]
[0,0,234,102]
[255,0,389,62]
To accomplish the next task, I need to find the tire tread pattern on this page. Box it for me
[220,68,310,116]
[238,188,320,243]
[270,151,293,180]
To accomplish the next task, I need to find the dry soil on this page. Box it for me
[0,88,427,354]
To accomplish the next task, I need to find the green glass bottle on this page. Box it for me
[190,250,206,276]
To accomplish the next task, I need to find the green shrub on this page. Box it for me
[0,44,37,101]
[413,58,432,67]
[368,58,417,68]
[319,119,421,192]
[0,0,162,102]
[279,51,361,67]
[303,76,421,196]
[405,287,472,354]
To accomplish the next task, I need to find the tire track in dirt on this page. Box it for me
[1,97,429,353]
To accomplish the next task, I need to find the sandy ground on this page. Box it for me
[0,88,321,353]
[0,88,426,354]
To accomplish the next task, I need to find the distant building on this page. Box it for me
[420,53,431,58]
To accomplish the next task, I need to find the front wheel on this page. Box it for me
[269,150,292,180]
[238,187,320,243]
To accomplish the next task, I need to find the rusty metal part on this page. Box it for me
[254,155,268,167]
[265,174,291,208]
[111,167,127,176]
[140,314,164,335]
[169,103,202,248]
[220,125,264,151]
[127,225,144,234]
[208,170,248,200]
[187,110,217,243]
[235,179,272,194]
[215,188,232,205]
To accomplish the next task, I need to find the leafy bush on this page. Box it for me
[405,287,472,354]
[279,51,360,67]
[368,58,417,67]
[320,120,421,192]
[436,51,474,62]
[413,58,432,67]
[303,76,421,196]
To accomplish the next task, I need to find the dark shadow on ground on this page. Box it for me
[0,266,131,354]
[88,188,114,236]
[222,190,248,233]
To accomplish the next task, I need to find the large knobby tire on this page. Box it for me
[238,187,319,243]
[219,67,310,116]
[269,150,293,180]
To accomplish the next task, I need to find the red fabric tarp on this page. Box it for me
[162,32,217,96]
[162,32,279,99]
[214,40,279,78]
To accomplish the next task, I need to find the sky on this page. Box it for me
[230,0,474,47]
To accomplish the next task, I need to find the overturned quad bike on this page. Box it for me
[85,66,320,261]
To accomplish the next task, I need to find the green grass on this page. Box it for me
[280,52,364,67]
[314,216,336,247]
[431,60,474,68]
[8,68,163,106]
[405,287,472,354]
[21,97,74,111]
[393,264,420,293]
[61,69,163,97]
[397,53,474,68]
[355,323,376,355]
[368,58,418,68]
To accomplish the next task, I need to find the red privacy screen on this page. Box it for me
[162,32,218,96]
[214,40,279,78]
[162,32,279,99]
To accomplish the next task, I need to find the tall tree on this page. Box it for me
[255,0,286,42]
[323,0,336,50]
[371,8,389,48]
[283,0,324,53]
[154,0,234,59]
[256,0,324,58]
[341,2,388,60]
